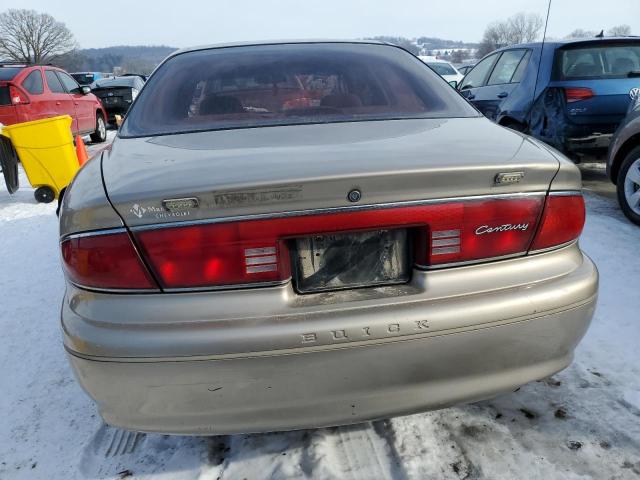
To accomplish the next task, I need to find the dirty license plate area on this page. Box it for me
[292,228,411,294]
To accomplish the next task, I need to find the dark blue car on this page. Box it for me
[458,38,640,159]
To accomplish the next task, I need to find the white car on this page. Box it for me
[419,57,464,85]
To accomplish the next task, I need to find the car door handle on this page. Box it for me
[74,102,79,105]
[56,101,61,105]
[497,92,509,98]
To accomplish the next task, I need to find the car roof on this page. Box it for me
[92,76,143,88]
[167,39,392,59]
[494,36,640,52]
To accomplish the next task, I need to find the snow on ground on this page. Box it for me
[0,147,639,479]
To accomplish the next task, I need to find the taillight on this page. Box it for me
[61,194,585,292]
[61,231,157,290]
[564,87,594,103]
[530,193,585,251]
[134,195,546,289]
[9,85,29,105]
[426,196,544,267]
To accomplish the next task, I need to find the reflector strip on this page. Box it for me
[246,264,278,273]
[432,238,461,247]
[432,246,461,255]
[431,229,462,255]
[244,247,276,256]
[245,255,277,265]
[432,229,460,239]
[244,247,278,274]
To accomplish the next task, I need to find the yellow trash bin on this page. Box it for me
[1,115,79,203]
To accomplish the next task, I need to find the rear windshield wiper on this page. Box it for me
[628,70,640,78]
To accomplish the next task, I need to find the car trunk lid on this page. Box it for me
[103,117,560,227]
[62,116,583,293]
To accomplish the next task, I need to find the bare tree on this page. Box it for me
[0,9,76,63]
[478,12,543,57]
[507,13,544,44]
[565,29,598,39]
[607,24,632,36]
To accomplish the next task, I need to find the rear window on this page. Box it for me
[0,67,23,81]
[426,63,457,76]
[121,43,477,138]
[71,73,95,85]
[554,42,640,80]
[0,85,10,106]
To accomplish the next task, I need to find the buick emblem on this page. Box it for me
[347,189,361,202]
[630,87,640,100]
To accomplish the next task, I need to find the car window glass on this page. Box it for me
[511,50,532,83]
[57,72,80,93]
[22,70,44,94]
[0,67,24,81]
[555,43,640,79]
[487,50,526,85]
[459,54,498,90]
[45,70,65,93]
[427,63,457,76]
[121,43,478,138]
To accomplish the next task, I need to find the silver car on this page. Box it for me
[59,41,598,435]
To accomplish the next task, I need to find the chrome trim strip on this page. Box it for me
[60,227,127,243]
[528,240,577,255]
[130,192,548,232]
[163,278,290,293]
[548,190,582,197]
[67,280,160,294]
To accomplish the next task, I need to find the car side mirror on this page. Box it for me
[80,86,91,95]
[448,80,458,89]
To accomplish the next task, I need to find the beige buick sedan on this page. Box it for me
[59,41,598,435]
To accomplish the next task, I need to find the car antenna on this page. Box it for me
[528,0,553,131]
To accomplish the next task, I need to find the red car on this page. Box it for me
[0,63,107,142]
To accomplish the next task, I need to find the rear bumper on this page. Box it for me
[566,132,613,154]
[63,245,598,434]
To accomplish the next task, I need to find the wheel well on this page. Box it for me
[611,133,640,185]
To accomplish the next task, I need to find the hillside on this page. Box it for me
[56,45,177,74]
[54,37,478,75]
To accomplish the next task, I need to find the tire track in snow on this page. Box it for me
[318,422,403,479]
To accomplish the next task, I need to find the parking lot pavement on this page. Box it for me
[85,130,117,158]
[579,160,617,201]
[0,157,639,479]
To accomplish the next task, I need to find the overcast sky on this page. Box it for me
[8,0,640,49]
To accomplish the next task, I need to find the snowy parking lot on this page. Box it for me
[1,139,639,479]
